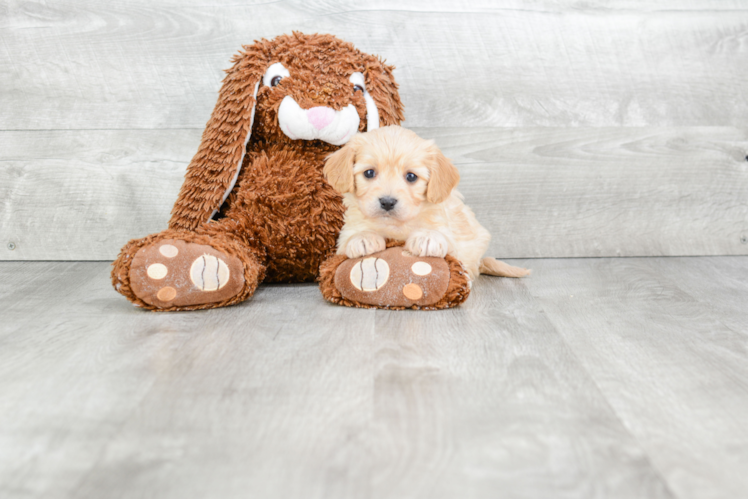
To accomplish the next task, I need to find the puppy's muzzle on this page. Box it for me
[379,197,398,212]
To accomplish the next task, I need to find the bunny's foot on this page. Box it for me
[318,242,470,310]
[112,232,264,311]
[127,239,245,309]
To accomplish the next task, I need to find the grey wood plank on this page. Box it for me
[366,280,670,497]
[0,260,380,498]
[2,127,746,260]
[0,261,157,497]
[0,261,257,497]
[651,256,748,335]
[524,256,748,497]
[0,260,671,498]
[1,0,747,130]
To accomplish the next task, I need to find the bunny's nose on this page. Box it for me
[307,107,335,130]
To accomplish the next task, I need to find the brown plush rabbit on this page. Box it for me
[112,32,469,311]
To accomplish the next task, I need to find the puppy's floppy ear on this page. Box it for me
[169,41,270,230]
[361,55,405,128]
[323,136,358,194]
[426,145,460,204]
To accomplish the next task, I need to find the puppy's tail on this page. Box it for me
[479,257,531,278]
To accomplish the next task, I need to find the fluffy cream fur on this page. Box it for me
[323,126,530,281]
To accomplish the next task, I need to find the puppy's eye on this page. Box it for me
[271,75,282,87]
[353,84,364,93]
[405,172,418,183]
[363,169,376,179]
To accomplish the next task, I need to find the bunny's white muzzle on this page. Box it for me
[278,98,360,146]
[276,71,380,146]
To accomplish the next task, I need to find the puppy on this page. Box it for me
[323,126,530,282]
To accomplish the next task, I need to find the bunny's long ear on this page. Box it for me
[169,44,269,231]
[361,55,405,128]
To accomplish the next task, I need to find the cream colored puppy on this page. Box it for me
[323,126,529,281]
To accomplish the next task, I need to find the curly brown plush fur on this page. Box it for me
[112,33,404,311]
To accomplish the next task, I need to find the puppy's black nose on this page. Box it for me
[379,196,398,212]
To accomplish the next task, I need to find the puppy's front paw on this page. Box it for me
[405,230,448,258]
[345,232,386,258]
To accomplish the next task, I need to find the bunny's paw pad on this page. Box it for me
[129,239,244,308]
[334,247,452,308]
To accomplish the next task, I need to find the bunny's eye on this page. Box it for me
[363,169,376,179]
[349,73,366,94]
[405,172,418,183]
[263,62,290,89]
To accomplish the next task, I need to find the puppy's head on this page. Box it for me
[323,126,460,223]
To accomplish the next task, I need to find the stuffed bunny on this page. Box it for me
[112,32,469,311]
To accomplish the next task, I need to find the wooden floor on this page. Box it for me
[1,256,748,498]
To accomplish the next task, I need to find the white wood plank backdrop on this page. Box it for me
[1,0,747,260]
[2,127,747,260]
[3,0,748,129]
